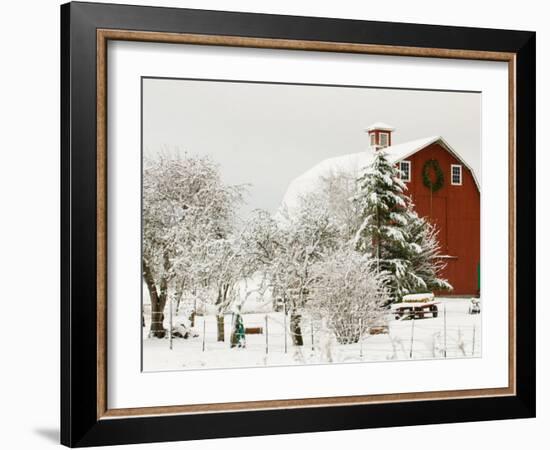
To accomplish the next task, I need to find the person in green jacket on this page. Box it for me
[230,313,246,348]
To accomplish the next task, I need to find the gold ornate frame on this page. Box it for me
[96,29,516,420]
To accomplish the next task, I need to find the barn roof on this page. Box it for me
[280,136,479,214]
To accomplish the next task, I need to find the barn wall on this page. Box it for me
[400,143,480,296]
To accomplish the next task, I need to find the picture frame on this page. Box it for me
[60,1,536,447]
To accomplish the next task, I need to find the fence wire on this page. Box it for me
[143,302,481,362]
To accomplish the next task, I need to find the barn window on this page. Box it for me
[379,132,389,147]
[399,161,411,182]
[451,164,462,185]
[370,133,376,146]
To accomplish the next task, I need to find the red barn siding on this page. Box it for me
[400,143,480,296]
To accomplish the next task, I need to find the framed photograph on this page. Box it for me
[61,1,535,447]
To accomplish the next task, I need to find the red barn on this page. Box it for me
[282,122,480,296]
[367,123,480,296]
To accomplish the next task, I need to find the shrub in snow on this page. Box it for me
[308,248,388,345]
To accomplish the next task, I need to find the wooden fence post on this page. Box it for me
[202,318,206,352]
[409,316,415,359]
[168,298,173,350]
[283,303,288,354]
[443,303,447,358]
[265,315,269,355]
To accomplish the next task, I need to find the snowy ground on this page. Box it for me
[142,298,481,372]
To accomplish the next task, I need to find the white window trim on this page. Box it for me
[379,131,389,147]
[399,160,411,182]
[451,164,463,185]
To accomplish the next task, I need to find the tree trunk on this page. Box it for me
[189,291,197,327]
[216,314,225,342]
[290,312,304,346]
[143,258,167,338]
[173,279,185,315]
[215,284,229,342]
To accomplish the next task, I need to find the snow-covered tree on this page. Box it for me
[200,229,266,342]
[308,248,388,344]
[142,152,244,337]
[406,212,453,293]
[239,209,281,274]
[274,194,340,345]
[318,170,361,242]
[353,151,451,302]
[353,151,417,302]
[243,196,339,345]
[202,238,239,341]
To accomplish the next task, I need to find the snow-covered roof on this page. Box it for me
[366,122,395,132]
[280,136,479,214]
[383,135,441,161]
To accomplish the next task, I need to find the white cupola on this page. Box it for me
[366,122,395,150]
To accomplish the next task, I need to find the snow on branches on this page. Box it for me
[141,149,450,345]
[243,195,341,345]
[142,152,245,337]
[406,213,453,293]
[353,150,452,302]
[308,248,388,345]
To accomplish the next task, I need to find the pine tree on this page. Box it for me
[354,150,452,301]
[354,150,416,302]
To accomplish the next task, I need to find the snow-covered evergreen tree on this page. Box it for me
[353,151,451,301]
[353,151,416,302]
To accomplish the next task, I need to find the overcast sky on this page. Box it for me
[143,78,480,215]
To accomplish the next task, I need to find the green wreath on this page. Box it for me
[422,159,444,192]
